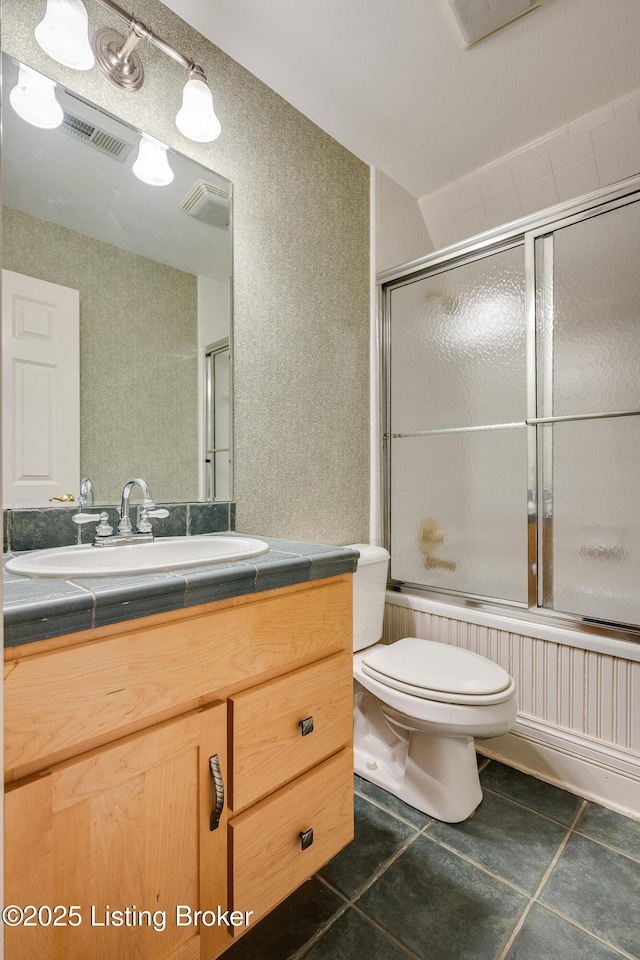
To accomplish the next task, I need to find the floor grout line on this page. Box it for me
[353,784,430,830]
[313,873,350,904]
[304,837,427,960]
[289,898,350,960]
[315,828,423,912]
[495,899,535,960]
[421,832,532,899]
[349,830,422,905]
[570,826,640,865]
[480,784,584,828]
[495,800,587,960]
[533,903,640,960]
[531,799,587,901]
[350,902,424,960]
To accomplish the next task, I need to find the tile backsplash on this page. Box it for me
[4,502,235,553]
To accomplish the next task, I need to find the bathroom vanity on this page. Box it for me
[3,539,357,959]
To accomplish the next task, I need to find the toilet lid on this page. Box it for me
[362,637,515,705]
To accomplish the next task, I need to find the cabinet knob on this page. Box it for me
[299,716,314,737]
[209,754,224,831]
[299,828,314,850]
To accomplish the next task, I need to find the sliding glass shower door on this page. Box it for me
[383,182,640,637]
[533,198,640,626]
[387,243,528,604]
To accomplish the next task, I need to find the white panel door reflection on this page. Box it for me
[2,270,79,507]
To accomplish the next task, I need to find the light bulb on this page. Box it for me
[35,0,95,71]
[176,73,221,143]
[132,135,174,187]
[9,65,64,130]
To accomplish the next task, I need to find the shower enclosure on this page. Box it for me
[204,337,231,501]
[381,176,640,641]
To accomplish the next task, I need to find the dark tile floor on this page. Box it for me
[225,757,640,960]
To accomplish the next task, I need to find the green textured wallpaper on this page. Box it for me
[3,207,198,503]
[2,0,370,543]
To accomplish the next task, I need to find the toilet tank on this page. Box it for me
[348,544,390,652]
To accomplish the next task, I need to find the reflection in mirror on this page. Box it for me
[1,53,233,508]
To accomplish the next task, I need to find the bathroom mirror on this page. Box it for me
[1,53,233,508]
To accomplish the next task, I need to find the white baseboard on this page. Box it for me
[477,714,640,820]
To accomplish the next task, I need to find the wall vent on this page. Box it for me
[437,0,543,48]
[180,180,230,227]
[61,111,134,162]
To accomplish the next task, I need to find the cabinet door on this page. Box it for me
[5,704,228,960]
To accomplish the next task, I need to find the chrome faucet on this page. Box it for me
[72,477,169,546]
[118,477,156,535]
[78,477,95,507]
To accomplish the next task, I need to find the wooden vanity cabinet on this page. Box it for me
[4,576,354,960]
[5,704,227,960]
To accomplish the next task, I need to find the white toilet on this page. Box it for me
[349,544,517,822]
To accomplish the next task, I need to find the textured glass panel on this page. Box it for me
[390,427,528,603]
[389,245,526,433]
[214,450,230,500]
[541,418,640,626]
[538,199,640,417]
[213,349,230,448]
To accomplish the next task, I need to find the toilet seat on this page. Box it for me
[361,637,516,706]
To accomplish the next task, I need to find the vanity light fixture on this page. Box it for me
[132,134,174,186]
[34,0,222,142]
[175,67,222,143]
[9,63,64,129]
[35,0,95,70]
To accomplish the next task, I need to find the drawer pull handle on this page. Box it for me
[299,716,314,736]
[299,828,314,850]
[209,754,224,831]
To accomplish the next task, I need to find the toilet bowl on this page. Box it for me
[349,544,517,822]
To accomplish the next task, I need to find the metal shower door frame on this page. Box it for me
[380,173,640,644]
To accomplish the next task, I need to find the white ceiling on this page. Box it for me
[161,0,640,199]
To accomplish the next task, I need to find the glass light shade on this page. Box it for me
[9,65,64,130]
[132,135,175,187]
[35,0,95,71]
[175,75,221,143]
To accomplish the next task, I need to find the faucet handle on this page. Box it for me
[72,511,113,537]
[136,506,169,534]
[72,511,101,524]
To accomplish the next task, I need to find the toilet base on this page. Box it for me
[354,688,483,822]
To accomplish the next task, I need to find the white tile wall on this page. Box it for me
[419,86,640,247]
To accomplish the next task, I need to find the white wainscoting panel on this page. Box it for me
[383,596,640,817]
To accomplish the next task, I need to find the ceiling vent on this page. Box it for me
[437,0,543,48]
[61,110,134,162]
[180,180,230,228]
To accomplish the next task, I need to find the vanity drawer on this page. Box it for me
[229,653,352,812]
[229,748,353,926]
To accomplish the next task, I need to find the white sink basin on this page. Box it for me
[5,535,270,579]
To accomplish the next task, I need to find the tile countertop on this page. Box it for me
[3,536,360,648]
